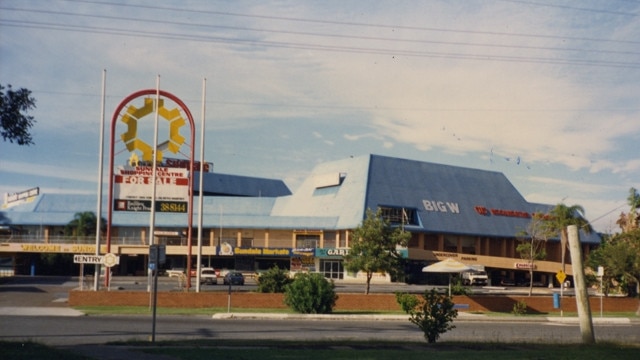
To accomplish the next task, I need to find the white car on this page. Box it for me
[200,267,218,285]
[166,268,185,278]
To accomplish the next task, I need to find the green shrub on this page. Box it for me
[512,300,527,315]
[257,265,292,293]
[395,292,420,313]
[451,277,470,296]
[408,289,458,343]
[284,273,337,314]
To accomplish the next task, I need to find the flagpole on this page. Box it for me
[94,69,106,291]
[196,78,206,292]
[148,75,160,292]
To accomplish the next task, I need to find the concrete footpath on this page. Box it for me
[211,311,634,324]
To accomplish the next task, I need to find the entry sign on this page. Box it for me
[556,270,567,284]
[73,255,103,265]
[73,253,120,267]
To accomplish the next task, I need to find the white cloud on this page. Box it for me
[1,0,638,234]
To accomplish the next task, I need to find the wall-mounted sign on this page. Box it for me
[515,262,536,270]
[315,248,350,258]
[3,187,39,209]
[219,246,292,257]
[423,199,461,214]
[474,205,531,219]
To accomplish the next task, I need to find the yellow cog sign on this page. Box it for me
[120,97,186,163]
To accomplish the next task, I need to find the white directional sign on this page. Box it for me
[73,253,120,267]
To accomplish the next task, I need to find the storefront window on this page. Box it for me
[320,259,343,279]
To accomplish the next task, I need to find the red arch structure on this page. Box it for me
[106,89,196,288]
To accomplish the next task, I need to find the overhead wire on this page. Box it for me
[2,6,640,57]
[1,15,639,69]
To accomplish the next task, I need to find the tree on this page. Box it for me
[406,289,458,343]
[545,204,593,273]
[0,84,37,146]
[344,208,411,294]
[64,212,104,237]
[588,229,640,315]
[617,187,640,232]
[256,265,292,293]
[516,212,552,296]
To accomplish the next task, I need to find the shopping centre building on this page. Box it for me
[1,154,600,285]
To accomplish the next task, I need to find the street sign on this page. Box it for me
[73,254,103,264]
[149,245,166,265]
[73,253,120,267]
[556,270,566,284]
[103,253,120,268]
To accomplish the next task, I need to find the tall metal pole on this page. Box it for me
[148,75,160,293]
[94,69,106,291]
[567,225,595,344]
[196,78,206,292]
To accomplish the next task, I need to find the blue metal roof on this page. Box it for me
[1,155,600,243]
[193,172,291,197]
[364,155,599,243]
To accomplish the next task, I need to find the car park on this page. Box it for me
[223,271,245,285]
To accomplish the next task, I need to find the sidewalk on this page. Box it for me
[211,311,635,324]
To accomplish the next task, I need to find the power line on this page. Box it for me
[3,6,640,57]
[498,0,639,17]
[54,0,640,45]
[1,18,639,69]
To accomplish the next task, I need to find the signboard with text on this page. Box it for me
[114,166,188,212]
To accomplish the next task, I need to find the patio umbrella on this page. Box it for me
[422,258,473,296]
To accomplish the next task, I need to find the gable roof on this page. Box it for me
[364,155,599,243]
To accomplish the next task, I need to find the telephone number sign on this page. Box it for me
[114,199,187,213]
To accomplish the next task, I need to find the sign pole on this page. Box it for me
[150,245,158,343]
[556,270,566,317]
[196,78,207,293]
[95,69,106,292]
[147,75,161,294]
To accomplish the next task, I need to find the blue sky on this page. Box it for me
[1,0,638,233]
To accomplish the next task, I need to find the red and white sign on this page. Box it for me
[114,166,188,201]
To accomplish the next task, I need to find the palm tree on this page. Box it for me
[546,204,593,273]
[64,211,105,238]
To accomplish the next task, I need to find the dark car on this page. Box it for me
[223,271,245,285]
[500,278,515,286]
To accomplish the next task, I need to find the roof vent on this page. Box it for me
[314,172,346,189]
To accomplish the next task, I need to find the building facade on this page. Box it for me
[0,154,600,285]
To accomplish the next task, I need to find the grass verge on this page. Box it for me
[5,339,638,360]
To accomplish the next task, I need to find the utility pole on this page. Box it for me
[567,225,595,344]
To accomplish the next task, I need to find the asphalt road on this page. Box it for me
[1,314,638,346]
[1,275,638,347]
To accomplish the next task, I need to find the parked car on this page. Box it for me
[500,278,515,286]
[223,271,245,285]
[200,267,218,285]
[166,268,185,278]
